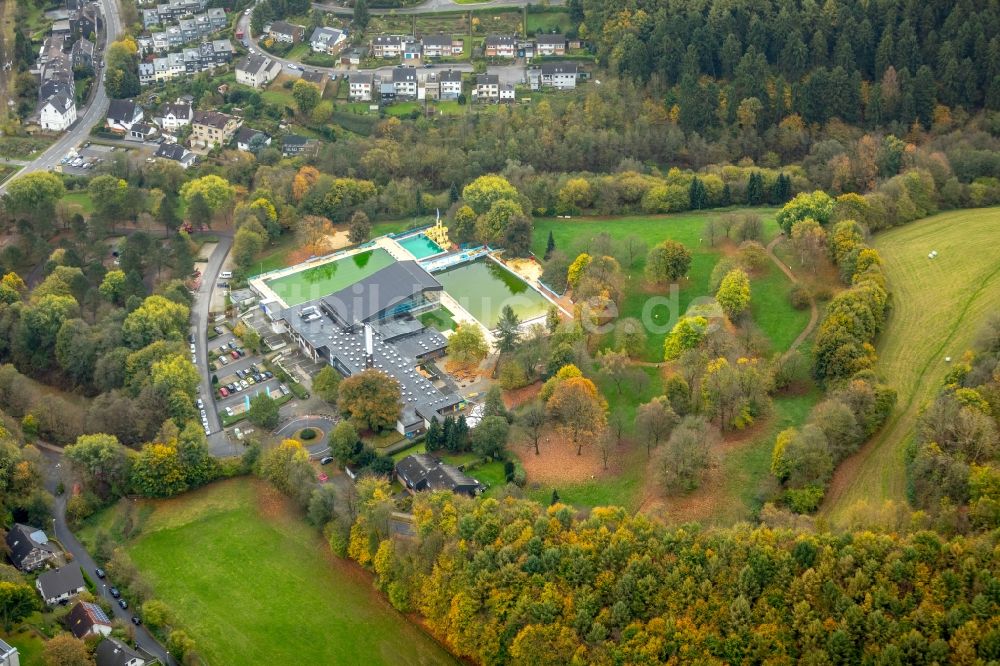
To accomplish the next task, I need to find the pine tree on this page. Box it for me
[449,182,460,203]
[544,230,556,259]
[550,489,560,505]
[746,172,765,205]
[720,183,732,207]
[689,177,708,210]
[426,418,443,451]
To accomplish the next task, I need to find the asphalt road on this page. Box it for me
[0,0,122,195]
[275,415,337,457]
[191,232,235,456]
[310,0,563,16]
[40,450,176,666]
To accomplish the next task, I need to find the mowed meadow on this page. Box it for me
[822,207,1000,524]
[81,479,456,666]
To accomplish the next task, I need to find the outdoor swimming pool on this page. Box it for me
[435,259,551,329]
[398,233,444,259]
[264,248,396,307]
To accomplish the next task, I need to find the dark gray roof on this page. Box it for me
[439,69,462,82]
[235,126,268,143]
[282,134,310,147]
[37,565,85,599]
[392,68,416,83]
[192,109,233,128]
[5,523,55,567]
[155,142,188,160]
[107,99,141,123]
[321,261,441,327]
[421,33,453,47]
[395,454,482,495]
[536,33,566,44]
[485,34,517,46]
[542,62,578,75]
[300,70,327,86]
[162,102,191,117]
[238,53,274,76]
[95,637,144,666]
[269,20,301,36]
[476,74,499,85]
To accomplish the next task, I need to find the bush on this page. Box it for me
[784,485,825,513]
[789,284,811,310]
[299,428,317,440]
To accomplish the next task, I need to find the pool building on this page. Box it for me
[256,260,464,436]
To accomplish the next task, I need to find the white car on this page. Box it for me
[204,426,211,435]
[196,398,204,409]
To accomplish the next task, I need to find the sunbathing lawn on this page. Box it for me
[263,247,395,306]
[106,479,456,665]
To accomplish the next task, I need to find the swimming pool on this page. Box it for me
[398,233,444,259]
[435,259,550,329]
[264,248,396,307]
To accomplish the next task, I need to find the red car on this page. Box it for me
[230,350,240,359]
[219,387,229,397]
[317,472,329,483]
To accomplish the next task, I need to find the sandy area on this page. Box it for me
[504,257,543,282]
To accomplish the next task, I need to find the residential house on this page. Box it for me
[536,33,566,56]
[395,453,484,496]
[36,566,86,605]
[474,73,499,101]
[0,638,18,666]
[438,68,462,100]
[67,601,113,639]
[157,101,192,129]
[309,26,346,54]
[71,37,94,68]
[136,34,154,54]
[190,110,239,150]
[499,83,515,103]
[370,35,403,59]
[299,69,328,93]
[71,2,102,40]
[421,33,461,58]
[106,99,144,133]
[336,47,364,67]
[138,61,156,85]
[235,126,270,152]
[51,19,71,35]
[348,72,374,101]
[518,39,535,59]
[235,54,282,88]
[268,20,303,44]
[379,81,396,103]
[39,93,77,131]
[391,67,417,99]
[281,134,317,157]
[95,638,146,666]
[402,40,422,61]
[423,73,439,100]
[484,34,516,58]
[155,142,197,168]
[541,62,578,89]
[5,524,56,572]
[127,123,158,141]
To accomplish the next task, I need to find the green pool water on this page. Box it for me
[398,233,444,259]
[436,260,550,328]
[264,248,395,306]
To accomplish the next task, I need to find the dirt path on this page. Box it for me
[766,234,819,355]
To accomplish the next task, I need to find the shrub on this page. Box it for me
[785,485,825,513]
[299,428,317,440]
[789,284,811,310]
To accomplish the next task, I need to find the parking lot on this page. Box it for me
[57,143,150,174]
[208,325,287,420]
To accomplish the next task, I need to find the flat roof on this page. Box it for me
[321,260,441,326]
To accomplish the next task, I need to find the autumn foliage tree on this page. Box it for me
[546,376,607,455]
[338,369,401,432]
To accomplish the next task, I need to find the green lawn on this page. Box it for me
[85,479,456,665]
[530,209,805,361]
[526,9,575,35]
[0,628,45,665]
[62,190,95,214]
[261,88,295,109]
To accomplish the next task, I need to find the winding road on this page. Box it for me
[0,0,122,195]
[274,414,337,456]
[39,447,176,666]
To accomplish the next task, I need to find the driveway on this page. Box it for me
[40,449,176,666]
[275,415,337,457]
[190,232,234,456]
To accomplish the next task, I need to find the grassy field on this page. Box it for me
[531,209,808,361]
[821,207,1000,524]
[419,307,458,331]
[61,190,95,214]
[526,9,574,35]
[0,628,45,665]
[81,479,456,665]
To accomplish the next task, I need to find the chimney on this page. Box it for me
[364,324,374,369]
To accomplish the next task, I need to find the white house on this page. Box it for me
[235,126,271,152]
[155,142,197,168]
[391,68,417,99]
[236,54,282,88]
[474,73,499,101]
[541,62,578,89]
[484,34,516,58]
[106,99,144,133]
[0,637,18,666]
[536,33,567,56]
[371,35,403,58]
[438,69,462,99]
[157,101,192,130]
[499,83,516,103]
[67,601,113,639]
[309,26,346,54]
[36,566,86,606]
[348,73,374,101]
[39,93,76,131]
[421,33,462,58]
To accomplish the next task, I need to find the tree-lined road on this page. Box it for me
[0,0,122,195]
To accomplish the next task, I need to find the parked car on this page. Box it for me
[320,456,334,465]
[237,348,246,357]
[131,616,142,625]
[317,472,329,482]
[110,587,120,598]
[230,350,240,359]
[214,326,224,335]
[188,333,195,344]
[264,371,273,379]
[239,380,248,390]
[236,369,245,378]
[246,376,255,385]
[228,341,238,349]
[219,387,229,397]
[118,599,128,610]
[197,398,204,409]
[219,355,229,365]
[95,568,106,578]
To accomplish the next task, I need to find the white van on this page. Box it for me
[219,271,233,279]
